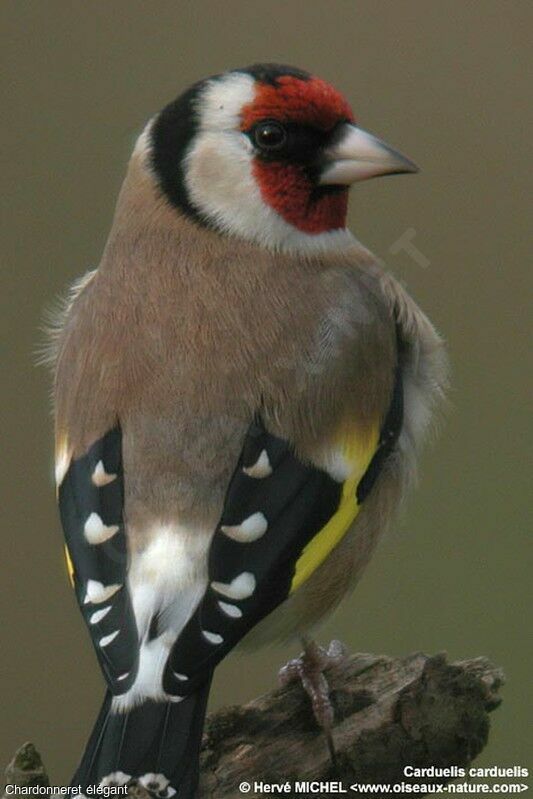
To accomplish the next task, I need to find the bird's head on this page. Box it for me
[145,63,417,253]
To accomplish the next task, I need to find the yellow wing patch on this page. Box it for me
[64,544,75,588]
[290,424,380,592]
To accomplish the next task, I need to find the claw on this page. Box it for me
[278,639,348,764]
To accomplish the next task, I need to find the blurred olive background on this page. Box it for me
[1,0,531,783]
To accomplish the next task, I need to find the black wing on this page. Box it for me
[58,427,139,694]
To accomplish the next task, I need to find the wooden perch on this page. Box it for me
[3,651,504,799]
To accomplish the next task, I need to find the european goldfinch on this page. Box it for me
[50,63,447,797]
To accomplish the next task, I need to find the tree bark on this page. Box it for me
[3,651,504,799]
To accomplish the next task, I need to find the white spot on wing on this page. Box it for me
[243,449,272,478]
[92,460,117,487]
[139,774,170,793]
[99,772,131,787]
[202,630,223,645]
[221,512,268,543]
[84,580,122,605]
[89,605,112,624]
[217,601,243,618]
[99,630,120,648]
[84,512,119,545]
[211,572,256,600]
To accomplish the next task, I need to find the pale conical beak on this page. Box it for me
[319,123,419,185]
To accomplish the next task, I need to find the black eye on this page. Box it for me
[253,121,287,151]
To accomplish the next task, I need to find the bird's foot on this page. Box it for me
[278,638,347,763]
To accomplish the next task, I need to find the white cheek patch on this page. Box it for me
[185,130,260,228]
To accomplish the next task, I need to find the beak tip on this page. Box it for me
[320,124,420,185]
[386,151,419,176]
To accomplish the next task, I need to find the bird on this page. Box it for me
[49,63,447,797]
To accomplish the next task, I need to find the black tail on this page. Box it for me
[72,677,212,797]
